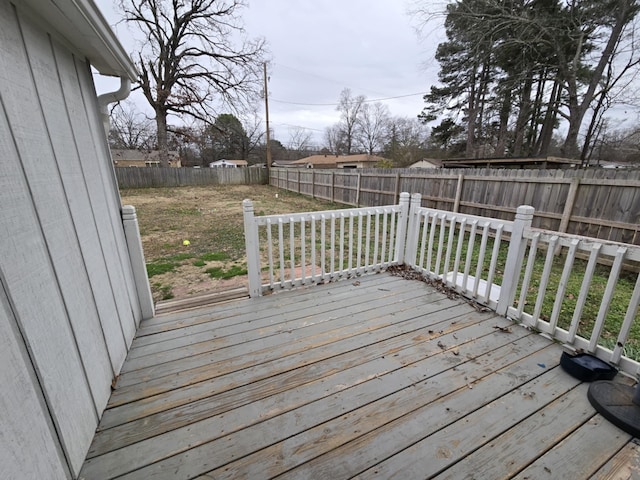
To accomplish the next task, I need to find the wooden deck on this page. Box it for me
[79,272,639,479]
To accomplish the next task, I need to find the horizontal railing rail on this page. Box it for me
[244,192,640,376]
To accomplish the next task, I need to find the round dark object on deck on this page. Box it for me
[588,381,640,438]
[560,352,618,382]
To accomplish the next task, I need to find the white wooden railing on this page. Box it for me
[244,192,640,376]
[243,192,411,297]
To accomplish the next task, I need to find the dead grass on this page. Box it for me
[120,185,343,303]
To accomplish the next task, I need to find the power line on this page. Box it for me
[270,91,429,107]
[277,63,388,98]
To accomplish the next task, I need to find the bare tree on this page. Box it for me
[384,117,430,167]
[119,0,267,166]
[336,88,365,154]
[108,100,155,149]
[241,111,266,164]
[288,127,313,155]
[324,124,345,155]
[357,102,390,154]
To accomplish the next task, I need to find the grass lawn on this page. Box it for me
[120,184,344,302]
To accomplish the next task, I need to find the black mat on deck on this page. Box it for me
[588,381,640,438]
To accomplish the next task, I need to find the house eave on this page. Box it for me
[20,0,138,81]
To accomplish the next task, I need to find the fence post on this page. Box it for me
[453,174,464,213]
[331,171,335,203]
[243,199,262,297]
[404,193,422,267]
[395,192,411,264]
[559,177,580,234]
[496,205,535,316]
[311,170,315,199]
[121,205,155,321]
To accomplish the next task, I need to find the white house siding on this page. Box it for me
[0,1,140,477]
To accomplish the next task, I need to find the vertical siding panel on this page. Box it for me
[0,281,69,479]
[75,56,141,337]
[54,44,137,349]
[21,14,114,412]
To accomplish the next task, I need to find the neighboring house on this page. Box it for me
[271,159,299,168]
[209,159,248,168]
[292,154,387,169]
[409,159,443,169]
[1,1,151,478]
[111,149,182,167]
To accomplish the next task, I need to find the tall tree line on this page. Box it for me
[418,0,640,161]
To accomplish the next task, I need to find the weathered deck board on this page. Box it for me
[120,278,426,372]
[80,273,639,479]
[434,384,594,480]
[590,441,640,479]
[512,415,631,479]
[97,303,492,432]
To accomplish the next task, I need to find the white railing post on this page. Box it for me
[395,192,411,264]
[496,205,535,316]
[404,193,422,267]
[243,199,262,297]
[121,205,155,321]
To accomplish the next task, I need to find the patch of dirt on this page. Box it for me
[120,184,344,304]
[156,264,249,299]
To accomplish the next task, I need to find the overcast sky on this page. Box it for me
[94,0,447,146]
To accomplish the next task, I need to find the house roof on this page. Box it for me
[441,156,581,168]
[336,154,386,165]
[409,159,443,168]
[292,154,386,166]
[209,159,248,166]
[271,159,299,167]
[20,0,138,81]
[111,149,180,161]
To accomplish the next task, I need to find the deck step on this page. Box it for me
[154,287,249,315]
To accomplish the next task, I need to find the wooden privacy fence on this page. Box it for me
[270,167,640,246]
[116,166,267,189]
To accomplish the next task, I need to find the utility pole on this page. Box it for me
[263,62,272,172]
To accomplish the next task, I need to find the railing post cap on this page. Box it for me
[242,198,254,210]
[399,192,410,200]
[122,204,136,220]
[411,192,422,200]
[516,205,535,216]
